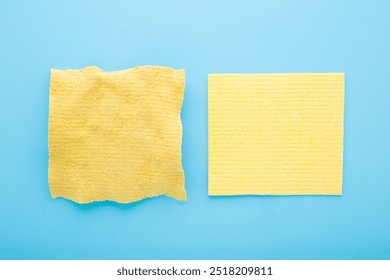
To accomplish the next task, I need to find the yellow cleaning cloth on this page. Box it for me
[49,66,186,203]
[208,73,344,195]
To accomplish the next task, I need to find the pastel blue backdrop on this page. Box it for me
[0,0,389,259]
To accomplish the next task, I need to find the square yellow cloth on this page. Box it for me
[49,66,186,203]
[208,73,344,195]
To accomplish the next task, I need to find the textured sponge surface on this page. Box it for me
[48,66,186,203]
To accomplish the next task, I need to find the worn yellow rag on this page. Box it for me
[208,73,344,196]
[48,66,186,203]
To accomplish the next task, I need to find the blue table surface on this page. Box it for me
[0,0,389,259]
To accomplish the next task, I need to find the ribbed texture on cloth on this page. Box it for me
[49,66,186,203]
[208,73,344,195]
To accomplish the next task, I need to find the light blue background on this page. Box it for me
[0,0,389,259]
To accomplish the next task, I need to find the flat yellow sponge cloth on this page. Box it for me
[208,73,344,196]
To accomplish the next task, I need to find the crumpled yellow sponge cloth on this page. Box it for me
[48,66,186,204]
